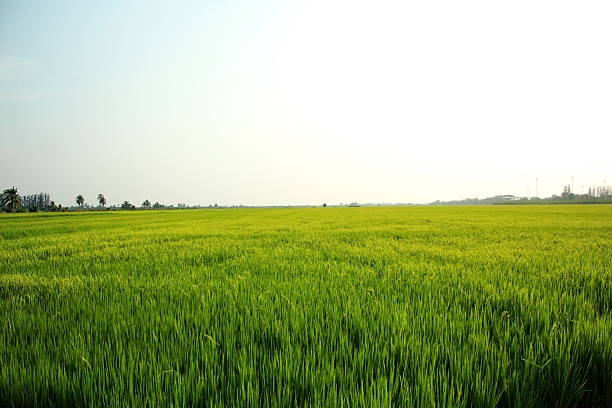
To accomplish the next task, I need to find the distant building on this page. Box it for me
[491,195,522,201]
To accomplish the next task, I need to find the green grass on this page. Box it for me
[0,206,610,407]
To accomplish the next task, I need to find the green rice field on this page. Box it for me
[0,205,610,407]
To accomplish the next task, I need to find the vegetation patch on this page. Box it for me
[0,206,610,407]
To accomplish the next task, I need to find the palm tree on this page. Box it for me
[97,194,106,208]
[1,187,22,213]
[76,194,84,207]
[142,199,151,209]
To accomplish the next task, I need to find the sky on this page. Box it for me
[1,0,611,206]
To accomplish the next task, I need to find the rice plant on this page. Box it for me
[0,205,610,407]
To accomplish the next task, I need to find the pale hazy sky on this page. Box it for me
[1,1,611,206]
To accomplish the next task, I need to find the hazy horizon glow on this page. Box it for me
[1,1,611,206]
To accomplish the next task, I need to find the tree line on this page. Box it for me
[75,194,164,210]
[3,184,611,213]
[1,187,65,212]
[0,187,170,213]
[559,185,612,200]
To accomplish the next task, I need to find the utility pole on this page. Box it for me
[536,177,538,198]
[571,175,574,195]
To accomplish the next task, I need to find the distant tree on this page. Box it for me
[596,185,612,199]
[153,202,163,209]
[142,199,151,209]
[76,194,85,207]
[323,203,327,207]
[561,185,571,200]
[97,194,106,208]
[121,201,135,210]
[1,187,22,213]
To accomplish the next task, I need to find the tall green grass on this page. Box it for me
[0,206,610,407]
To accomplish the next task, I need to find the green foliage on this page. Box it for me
[0,206,610,407]
[121,201,135,210]
[1,187,22,212]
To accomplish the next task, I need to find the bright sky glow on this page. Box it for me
[1,1,611,206]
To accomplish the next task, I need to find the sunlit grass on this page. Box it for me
[1,206,610,407]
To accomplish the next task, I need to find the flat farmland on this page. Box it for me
[0,206,610,407]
